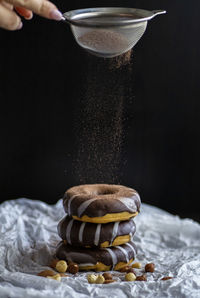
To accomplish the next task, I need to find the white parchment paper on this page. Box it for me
[0,198,200,298]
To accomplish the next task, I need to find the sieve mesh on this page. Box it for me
[71,22,147,58]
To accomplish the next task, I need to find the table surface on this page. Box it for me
[0,198,200,298]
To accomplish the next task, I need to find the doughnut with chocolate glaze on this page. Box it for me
[56,240,137,272]
[57,215,136,248]
[63,184,141,223]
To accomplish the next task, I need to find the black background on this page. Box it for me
[0,0,200,221]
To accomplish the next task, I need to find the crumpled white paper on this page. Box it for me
[0,198,200,298]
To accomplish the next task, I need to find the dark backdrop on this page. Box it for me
[0,0,200,221]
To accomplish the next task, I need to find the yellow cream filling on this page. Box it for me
[79,262,111,272]
[114,259,134,271]
[79,258,134,272]
[73,211,138,224]
[64,235,130,248]
[100,235,131,248]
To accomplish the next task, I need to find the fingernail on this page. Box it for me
[25,12,33,20]
[17,22,23,30]
[50,9,63,21]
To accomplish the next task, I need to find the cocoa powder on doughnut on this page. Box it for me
[63,184,141,219]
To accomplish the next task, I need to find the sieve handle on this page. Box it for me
[151,10,166,18]
[61,15,68,22]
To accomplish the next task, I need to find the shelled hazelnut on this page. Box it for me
[56,260,68,273]
[87,274,98,284]
[132,262,142,269]
[96,275,105,284]
[125,272,136,281]
[47,274,61,281]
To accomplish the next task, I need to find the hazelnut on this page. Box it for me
[119,266,130,272]
[132,262,142,269]
[102,273,113,280]
[68,262,79,274]
[145,263,155,273]
[104,279,116,284]
[126,268,136,274]
[119,266,135,274]
[47,274,61,281]
[49,258,59,269]
[161,276,173,281]
[87,274,98,284]
[56,260,68,273]
[125,272,136,282]
[59,273,68,277]
[136,275,147,281]
[96,275,105,284]
[37,270,55,277]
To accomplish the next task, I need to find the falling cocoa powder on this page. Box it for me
[73,51,133,184]
[109,49,132,69]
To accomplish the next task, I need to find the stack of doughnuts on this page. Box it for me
[56,184,141,271]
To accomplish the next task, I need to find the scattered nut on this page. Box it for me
[119,266,135,274]
[47,274,61,281]
[102,273,113,280]
[132,262,142,269]
[87,274,98,284]
[68,262,79,274]
[161,277,173,281]
[49,258,59,269]
[37,270,55,277]
[145,263,155,273]
[119,266,130,272]
[136,275,147,281]
[125,272,136,281]
[104,279,116,284]
[96,275,105,284]
[126,267,136,274]
[56,260,68,273]
[59,273,68,277]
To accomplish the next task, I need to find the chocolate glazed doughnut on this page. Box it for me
[56,240,137,272]
[57,215,136,248]
[63,184,141,223]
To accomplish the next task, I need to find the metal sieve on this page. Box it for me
[62,7,166,58]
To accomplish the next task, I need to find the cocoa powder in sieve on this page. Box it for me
[78,30,130,54]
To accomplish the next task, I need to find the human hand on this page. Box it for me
[0,0,63,30]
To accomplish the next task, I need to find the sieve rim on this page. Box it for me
[62,7,166,28]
